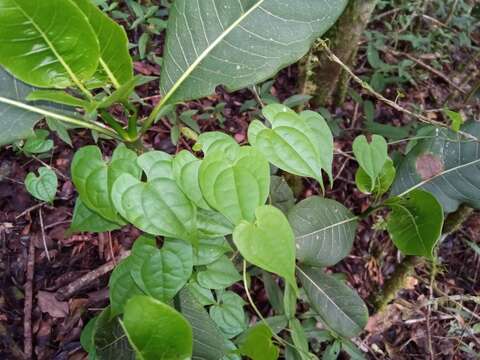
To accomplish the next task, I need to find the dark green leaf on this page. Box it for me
[210,291,247,339]
[197,256,241,290]
[69,198,121,234]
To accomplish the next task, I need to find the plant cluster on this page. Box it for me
[1,0,479,359]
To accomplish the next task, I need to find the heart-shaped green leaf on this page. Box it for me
[233,205,297,292]
[196,131,240,157]
[249,106,333,190]
[199,146,270,225]
[237,324,279,360]
[111,174,197,243]
[141,239,193,302]
[173,150,210,209]
[210,291,247,339]
[352,135,388,191]
[197,255,241,290]
[71,145,141,225]
[69,198,120,234]
[385,189,443,258]
[71,0,133,88]
[356,158,396,197]
[137,150,174,180]
[109,257,144,317]
[122,296,193,360]
[0,0,100,88]
[25,166,57,203]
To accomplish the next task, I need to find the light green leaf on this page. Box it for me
[80,317,97,357]
[173,150,210,209]
[25,167,57,203]
[385,189,443,258]
[0,0,99,88]
[22,129,53,154]
[109,257,143,317]
[352,135,388,191]
[199,146,270,224]
[197,255,241,290]
[298,267,368,338]
[196,131,240,157]
[68,198,121,234]
[356,158,396,197]
[249,107,333,189]
[284,284,297,320]
[178,288,228,359]
[71,145,141,224]
[128,235,158,292]
[210,291,247,339]
[186,281,216,306]
[237,324,279,360]
[197,209,234,238]
[71,0,133,88]
[288,196,358,267]
[122,296,193,360]
[27,90,93,111]
[93,307,135,360]
[194,237,231,266]
[141,238,193,302]
[233,205,297,292]
[444,109,464,132]
[111,174,197,243]
[137,150,174,180]
[159,0,348,105]
[0,68,43,145]
[391,123,480,213]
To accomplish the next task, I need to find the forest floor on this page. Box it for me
[1,1,480,359]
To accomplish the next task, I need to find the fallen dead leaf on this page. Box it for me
[37,291,69,318]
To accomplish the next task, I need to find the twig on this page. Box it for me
[316,39,478,142]
[23,236,35,359]
[16,203,45,220]
[38,208,51,262]
[56,250,130,301]
[388,49,466,94]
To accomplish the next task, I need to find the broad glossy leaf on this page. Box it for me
[197,255,241,289]
[288,196,357,267]
[80,317,97,357]
[123,296,193,360]
[391,123,480,213]
[385,189,443,258]
[71,0,133,88]
[356,158,396,197]
[196,131,240,157]
[352,135,388,191]
[233,205,297,292]
[298,267,368,338]
[111,174,197,242]
[0,0,99,88]
[160,0,348,104]
[141,239,193,301]
[137,150,174,180]
[194,236,231,266]
[197,209,234,238]
[237,324,279,360]
[94,307,135,360]
[71,145,141,224]
[0,68,42,145]
[173,150,210,209]
[178,288,228,359]
[199,146,270,224]
[109,257,143,316]
[25,167,57,203]
[210,291,247,339]
[128,235,158,291]
[69,198,121,234]
[249,107,333,189]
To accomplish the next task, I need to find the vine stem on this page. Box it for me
[0,96,122,140]
[316,39,479,142]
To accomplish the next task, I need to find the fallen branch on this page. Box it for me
[23,237,35,359]
[55,250,130,301]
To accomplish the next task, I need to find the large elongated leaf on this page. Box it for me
[71,0,133,88]
[177,289,228,359]
[298,267,368,338]
[0,68,42,145]
[391,123,480,213]
[160,0,348,104]
[288,197,358,267]
[0,0,100,88]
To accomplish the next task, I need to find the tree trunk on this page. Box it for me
[299,0,378,108]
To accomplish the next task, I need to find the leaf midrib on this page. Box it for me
[12,0,92,96]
